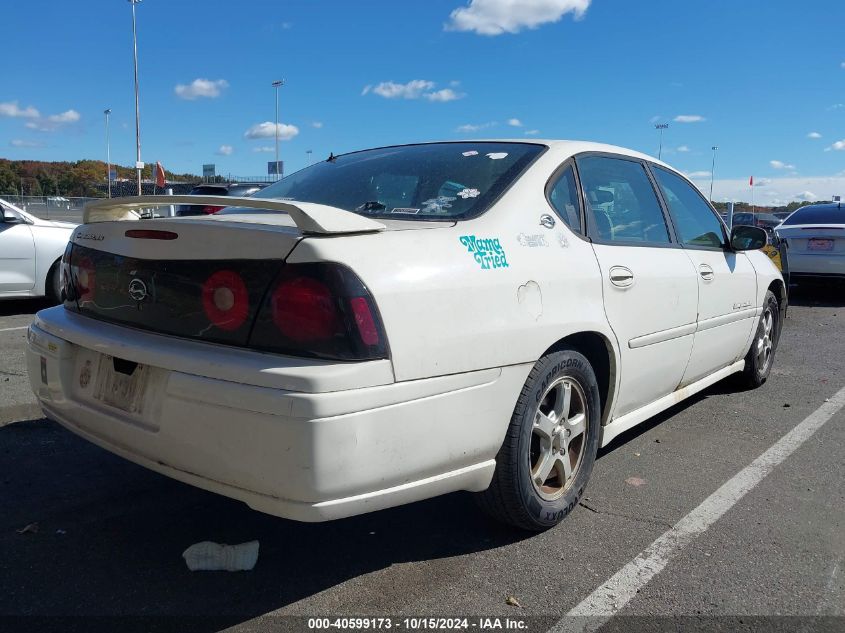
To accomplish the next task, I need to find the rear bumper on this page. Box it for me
[27,308,528,521]
[786,252,845,277]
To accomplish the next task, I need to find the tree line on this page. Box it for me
[0,159,199,197]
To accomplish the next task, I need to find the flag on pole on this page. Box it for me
[749,176,753,187]
[155,161,166,188]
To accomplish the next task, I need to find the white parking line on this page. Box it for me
[552,384,845,633]
[0,326,28,333]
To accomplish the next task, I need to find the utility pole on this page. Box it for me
[654,123,669,160]
[129,0,143,195]
[104,109,112,198]
[306,149,312,165]
[272,79,285,179]
[709,146,718,202]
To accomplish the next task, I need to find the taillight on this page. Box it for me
[271,276,340,343]
[201,270,249,331]
[249,263,388,361]
[201,205,224,214]
[68,245,97,304]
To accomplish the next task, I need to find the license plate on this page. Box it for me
[807,238,834,251]
[93,355,149,414]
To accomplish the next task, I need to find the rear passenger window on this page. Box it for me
[576,156,671,244]
[547,166,582,233]
[652,166,725,249]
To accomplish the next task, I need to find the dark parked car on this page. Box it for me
[175,183,270,216]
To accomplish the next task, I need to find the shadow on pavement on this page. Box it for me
[787,281,845,308]
[0,418,530,625]
[0,298,52,318]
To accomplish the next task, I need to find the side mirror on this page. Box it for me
[730,225,767,251]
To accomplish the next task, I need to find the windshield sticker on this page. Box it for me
[391,207,420,215]
[459,235,509,270]
[421,196,455,213]
[517,233,549,248]
[462,150,479,157]
[457,188,480,199]
[486,152,508,160]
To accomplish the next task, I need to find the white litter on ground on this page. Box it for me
[182,540,260,572]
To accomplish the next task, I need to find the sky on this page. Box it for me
[2,0,845,205]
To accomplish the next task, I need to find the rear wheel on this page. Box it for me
[476,349,601,531]
[46,260,62,304]
[739,290,780,388]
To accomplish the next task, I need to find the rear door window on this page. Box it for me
[576,155,671,244]
[547,165,583,233]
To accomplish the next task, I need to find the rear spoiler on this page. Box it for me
[83,195,386,235]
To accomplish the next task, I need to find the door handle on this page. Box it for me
[609,266,634,288]
[699,264,715,281]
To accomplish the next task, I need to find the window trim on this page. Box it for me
[544,159,587,239]
[573,152,681,249]
[647,162,730,252]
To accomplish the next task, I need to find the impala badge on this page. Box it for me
[128,278,148,302]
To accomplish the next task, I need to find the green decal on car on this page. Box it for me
[459,235,509,270]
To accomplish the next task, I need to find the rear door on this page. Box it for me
[649,165,758,385]
[576,154,699,419]
[0,205,36,292]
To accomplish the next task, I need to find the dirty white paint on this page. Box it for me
[517,281,543,321]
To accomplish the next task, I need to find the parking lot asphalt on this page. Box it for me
[0,285,843,631]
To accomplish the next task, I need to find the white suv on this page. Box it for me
[26,141,784,530]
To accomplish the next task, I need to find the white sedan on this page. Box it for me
[0,198,76,301]
[775,202,845,281]
[26,141,784,530]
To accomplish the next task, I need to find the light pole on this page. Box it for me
[654,123,669,160]
[129,0,143,195]
[709,146,718,202]
[272,79,285,179]
[104,109,112,198]
[306,149,312,165]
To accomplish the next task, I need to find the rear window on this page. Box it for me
[189,186,228,196]
[782,206,845,225]
[250,142,545,220]
[228,185,264,197]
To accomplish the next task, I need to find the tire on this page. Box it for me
[45,260,62,304]
[476,349,601,531]
[739,290,780,388]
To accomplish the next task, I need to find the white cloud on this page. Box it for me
[795,191,817,201]
[244,121,299,140]
[753,178,772,187]
[372,80,435,99]
[828,104,844,110]
[456,121,497,133]
[174,78,229,100]
[686,170,711,179]
[365,80,465,101]
[525,129,540,135]
[677,145,690,152]
[507,118,523,127]
[311,121,323,128]
[47,109,80,124]
[0,101,40,119]
[826,139,845,151]
[841,61,845,69]
[10,139,44,148]
[674,114,705,123]
[445,0,591,36]
[770,160,795,170]
[216,144,233,156]
[807,132,822,139]
[424,88,464,102]
[252,146,275,153]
